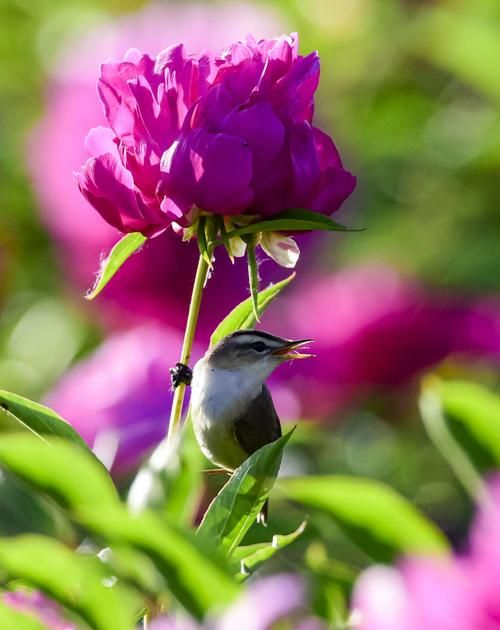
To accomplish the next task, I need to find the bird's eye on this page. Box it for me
[251,341,267,352]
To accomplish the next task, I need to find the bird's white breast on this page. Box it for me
[190,359,261,469]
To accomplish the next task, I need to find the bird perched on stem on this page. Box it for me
[190,330,312,524]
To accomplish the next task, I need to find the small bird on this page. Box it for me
[190,329,312,524]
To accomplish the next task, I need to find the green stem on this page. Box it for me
[246,240,260,322]
[166,252,209,443]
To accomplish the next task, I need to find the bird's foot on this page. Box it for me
[169,362,193,389]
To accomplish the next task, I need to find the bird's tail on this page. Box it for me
[256,499,269,526]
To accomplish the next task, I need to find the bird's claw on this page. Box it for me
[169,362,193,389]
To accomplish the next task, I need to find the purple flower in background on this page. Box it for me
[352,476,500,630]
[4,590,74,630]
[76,30,355,263]
[29,3,287,333]
[45,324,197,476]
[150,574,324,630]
[264,264,500,418]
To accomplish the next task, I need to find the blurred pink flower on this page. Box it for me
[150,574,323,630]
[76,32,355,252]
[4,590,74,630]
[45,324,198,476]
[264,264,500,418]
[29,3,288,334]
[352,476,500,630]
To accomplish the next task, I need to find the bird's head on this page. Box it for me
[205,330,313,380]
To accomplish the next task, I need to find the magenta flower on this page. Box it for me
[264,265,500,419]
[150,574,324,630]
[76,33,355,263]
[29,3,288,332]
[44,324,198,477]
[4,590,75,630]
[352,476,500,630]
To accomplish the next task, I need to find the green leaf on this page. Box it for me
[127,417,204,527]
[281,476,449,562]
[0,471,73,542]
[419,377,495,497]
[0,435,119,513]
[210,273,295,346]
[197,430,294,556]
[80,506,239,620]
[98,545,166,600]
[216,209,359,244]
[0,535,138,630]
[431,379,500,470]
[0,599,52,630]
[0,390,93,455]
[86,232,146,300]
[160,419,205,525]
[230,521,306,579]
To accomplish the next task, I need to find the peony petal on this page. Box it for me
[313,126,343,170]
[261,232,300,268]
[307,167,357,215]
[164,129,253,215]
[77,153,167,236]
[272,51,320,122]
[223,101,285,166]
[84,126,118,158]
[193,131,253,214]
[288,121,320,203]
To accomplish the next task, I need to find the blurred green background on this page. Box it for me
[0,0,499,577]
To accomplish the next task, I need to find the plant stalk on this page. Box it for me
[166,252,209,443]
[246,239,260,322]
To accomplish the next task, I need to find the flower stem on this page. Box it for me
[166,251,210,442]
[246,239,260,322]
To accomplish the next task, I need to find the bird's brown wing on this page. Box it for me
[233,384,282,456]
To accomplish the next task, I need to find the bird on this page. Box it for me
[190,329,312,524]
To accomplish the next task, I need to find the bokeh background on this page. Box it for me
[1,0,500,583]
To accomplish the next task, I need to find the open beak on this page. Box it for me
[271,338,314,360]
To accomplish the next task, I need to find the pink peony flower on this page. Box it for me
[44,324,198,477]
[4,590,75,630]
[76,32,355,254]
[264,264,500,418]
[30,3,288,332]
[352,476,500,630]
[150,574,324,630]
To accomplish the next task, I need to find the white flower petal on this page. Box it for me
[227,235,247,259]
[261,232,300,268]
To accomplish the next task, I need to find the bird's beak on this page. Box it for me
[271,338,314,360]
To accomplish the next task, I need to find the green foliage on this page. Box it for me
[126,415,204,525]
[0,435,119,512]
[0,471,71,541]
[215,209,355,244]
[420,377,500,496]
[85,232,146,300]
[0,432,239,624]
[80,507,239,620]
[160,420,205,526]
[210,273,295,346]
[230,521,306,580]
[0,535,139,630]
[0,390,93,454]
[197,431,294,556]
[431,379,500,469]
[281,475,449,563]
[0,600,52,630]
